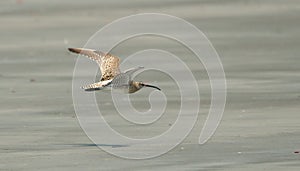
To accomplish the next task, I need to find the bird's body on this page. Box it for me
[68,48,160,94]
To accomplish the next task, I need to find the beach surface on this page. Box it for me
[1,0,300,170]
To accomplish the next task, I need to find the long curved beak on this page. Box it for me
[142,83,161,91]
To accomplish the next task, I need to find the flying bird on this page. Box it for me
[68,48,161,94]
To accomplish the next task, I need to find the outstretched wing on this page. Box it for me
[81,80,112,91]
[68,48,121,81]
[124,66,144,79]
[110,66,144,88]
[100,53,121,81]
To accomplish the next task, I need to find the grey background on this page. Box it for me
[1,0,300,170]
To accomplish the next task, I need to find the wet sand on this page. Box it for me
[1,0,300,170]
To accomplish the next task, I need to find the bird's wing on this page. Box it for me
[110,66,144,88]
[68,48,104,64]
[124,66,144,79]
[81,80,112,91]
[110,73,130,88]
[68,48,121,81]
[100,53,121,81]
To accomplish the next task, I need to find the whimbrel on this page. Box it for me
[68,48,161,93]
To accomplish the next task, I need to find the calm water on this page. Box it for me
[1,0,300,170]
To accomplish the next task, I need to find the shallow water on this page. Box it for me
[1,0,300,170]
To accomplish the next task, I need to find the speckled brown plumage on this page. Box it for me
[68,47,161,93]
[68,48,120,81]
